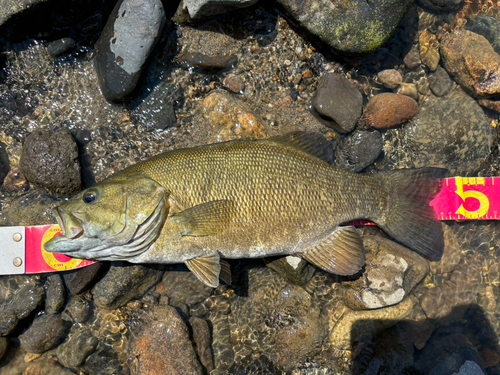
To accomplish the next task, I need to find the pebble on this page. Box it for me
[264,256,316,286]
[94,0,166,102]
[404,45,422,69]
[63,262,107,296]
[56,327,98,368]
[334,129,382,172]
[440,29,500,97]
[47,38,76,58]
[19,313,68,354]
[312,73,363,133]
[428,66,454,97]
[20,128,82,195]
[162,266,214,307]
[419,30,440,72]
[45,274,66,314]
[377,69,402,89]
[363,93,418,129]
[2,166,29,192]
[223,74,245,93]
[179,52,238,70]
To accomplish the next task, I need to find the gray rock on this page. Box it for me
[174,0,258,21]
[20,128,82,195]
[276,0,413,54]
[429,66,454,97]
[418,0,463,11]
[57,327,98,368]
[94,0,166,103]
[0,336,8,361]
[466,14,500,55]
[377,69,403,89]
[0,0,48,27]
[265,256,316,286]
[63,294,93,324]
[19,313,68,354]
[47,38,76,58]
[45,274,66,313]
[404,45,422,70]
[162,266,213,307]
[84,342,123,375]
[92,262,164,309]
[189,317,214,372]
[334,130,382,172]
[63,262,106,296]
[0,275,45,336]
[312,73,363,133]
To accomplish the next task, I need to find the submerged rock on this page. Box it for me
[264,256,316,286]
[84,342,123,375]
[19,313,68,354]
[45,274,66,313]
[334,130,382,172]
[0,337,8,361]
[377,69,403,89]
[428,66,454,97]
[47,38,76,58]
[363,93,418,129]
[418,0,463,11]
[189,316,214,372]
[465,13,500,55]
[174,0,258,21]
[63,262,107,296]
[162,266,214,307]
[94,0,166,102]
[419,30,440,72]
[57,327,98,368]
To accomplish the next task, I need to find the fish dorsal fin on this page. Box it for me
[265,131,334,164]
[300,226,365,275]
[185,254,221,288]
[172,200,234,236]
[219,259,232,285]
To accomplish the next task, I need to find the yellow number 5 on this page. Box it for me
[455,177,489,219]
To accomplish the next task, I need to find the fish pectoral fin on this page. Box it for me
[172,200,234,236]
[185,254,221,288]
[219,259,232,285]
[299,226,365,275]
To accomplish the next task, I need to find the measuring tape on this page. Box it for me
[0,176,497,276]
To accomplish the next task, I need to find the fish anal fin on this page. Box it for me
[219,259,232,285]
[265,131,334,164]
[173,200,234,236]
[185,254,221,288]
[300,226,365,275]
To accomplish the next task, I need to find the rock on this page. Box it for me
[465,14,500,55]
[418,0,463,11]
[223,74,245,93]
[428,66,454,97]
[440,29,500,98]
[0,275,45,336]
[478,98,500,113]
[396,82,419,100]
[178,52,238,70]
[312,73,363,133]
[84,342,123,375]
[363,93,418,129]
[129,306,203,374]
[276,0,413,54]
[404,45,422,70]
[417,76,431,95]
[57,327,98,368]
[0,337,8,361]
[430,223,462,275]
[0,0,48,27]
[333,129,382,172]
[20,128,82,195]
[162,266,214,307]
[63,262,107,296]
[45,274,66,313]
[2,167,29,192]
[19,313,68,354]
[377,69,403,89]
[419,30,440,72]
[94,0,166,103]
[0,141,10,186]
[174,0,258,21]
[203,90,267,140]
[264,256,316,286]
[92,262,164,310]
[24,359,77,375]
[47,38,76,58]
[189,317,214,372]
[344,236,429,310]
[62,294,93,324]
[398,88,492,174]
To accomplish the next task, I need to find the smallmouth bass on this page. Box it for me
[45,132,445,287]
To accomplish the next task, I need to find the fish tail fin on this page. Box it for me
[376,168,447,260]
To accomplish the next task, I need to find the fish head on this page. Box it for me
[45,174,168,260]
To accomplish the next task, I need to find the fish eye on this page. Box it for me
[83,192,96,204]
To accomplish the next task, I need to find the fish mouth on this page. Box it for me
[52,207,85,240]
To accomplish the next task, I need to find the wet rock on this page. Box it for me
[94,0,166,103]
[0,141,10,186]
[2,166,29,192]
[19,313,68,354]
[428,66,454,97]
[203,90,267,140]
[57,327,98,368]
[174,0,258,21]
[478,98,500,113]
[92,263,164,310]
[177,27,242,61]
[377,69,402,89]
[24,359,77,375]
[0,275,45,336]
[47,38,76,58]
[129,306,203,374]
[404,45,422,70]
[312,73,363,133]
[84,342,123,375]
[0,0,47,27]
[20,128,82,195]
[45,274,66,313]
[440,29,500,98]
[417,76,431,95]
[344,236,429,310]
[418,0,463,11]
[334,130,383,172]
[276,0,413,54]
[0,336,8,361]
[63,262,106,296]
[179,52,238,70]
[162,266,214,307]
[419,30,440,72]
[224,74,245,93]
[189,316,214,372]
[396,82,419,100]
[430,223,462,275]
[62,294,93,323]
[363,93,418,129]
[465,13,500,55]
[264,256,316,286]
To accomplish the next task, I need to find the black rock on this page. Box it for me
[429,66,454,97]
[84,342,123,375]
[19,313,69,354]
[334,130,383,172]
[57,327,98,368]
[45,274,66,313]
[47,38,76,58]
[62,294,93,324]
[92,262,165,309]
[0,141,10,186]
[20,128,82,195]
[94,0,166,103]
[312,73,363,133]
[63,262,107,296]
[466,14,500,55]
[0,337,8,361]
[418,0,463,11]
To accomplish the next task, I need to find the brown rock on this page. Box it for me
[404,44,421,69]
[223,74,245,93]
[419,30,440,72]
[0,337,7,361]
[2,167,29,192]
[441,29,500,97]
[363,93,418,129]
[377,69,402,89]
[478,98,500,112]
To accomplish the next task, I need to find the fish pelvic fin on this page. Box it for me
[376,167,447,260]
[299,226,365,275]
[172,200,234,236]
[185,254,221,288]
